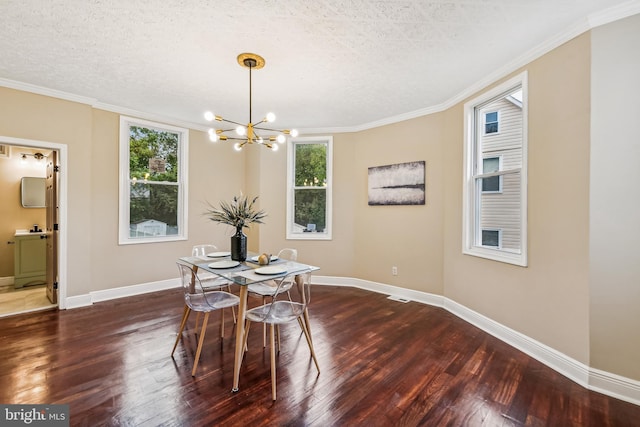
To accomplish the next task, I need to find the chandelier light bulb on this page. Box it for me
[272,143,279,151]
[290,129,299,137]
[208,129,218,142]
[204,111,214,121]
[266,112,276,122]
[235,126,246,136]
[234,143,242,151]
[276,134,286,143]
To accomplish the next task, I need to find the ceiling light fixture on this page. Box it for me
[21,152,45,162]
[204,53,298,152]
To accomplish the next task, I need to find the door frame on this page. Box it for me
[1,136,67,309]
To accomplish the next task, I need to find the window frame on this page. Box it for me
[286,136,333,241]
[118,116,189,245]
[462,72,528,266]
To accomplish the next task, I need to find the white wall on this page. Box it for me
[590,13,640,380]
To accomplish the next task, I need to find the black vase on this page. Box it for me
[230,227,247,261]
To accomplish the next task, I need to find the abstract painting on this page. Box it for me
[368,161,425,206]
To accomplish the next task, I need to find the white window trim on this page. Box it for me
[286,136,333,240]
[462,72,528,266]
[118,116,189,245]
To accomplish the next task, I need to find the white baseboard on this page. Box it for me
[312,275,640,406]
[64,278,180,309]
[61,274,640,407]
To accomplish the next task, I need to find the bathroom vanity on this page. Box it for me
[14,230,46,288]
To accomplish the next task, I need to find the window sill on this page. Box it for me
[463,246,527,267]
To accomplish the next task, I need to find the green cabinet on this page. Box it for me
[14,233,46,288]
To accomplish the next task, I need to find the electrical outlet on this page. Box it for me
[392,266,398,276]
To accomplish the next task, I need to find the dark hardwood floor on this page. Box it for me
[0,285,638,426]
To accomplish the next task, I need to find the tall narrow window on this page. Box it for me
[463,73,527,266]
[286,136,332,240]
[119,117,188,244]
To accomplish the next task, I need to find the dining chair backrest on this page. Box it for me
[192,244,218,257]
[256,270,312,324]
[276,248,297,261]
[177,262,202,298]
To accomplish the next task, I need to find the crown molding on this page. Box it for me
[0,77,96,105]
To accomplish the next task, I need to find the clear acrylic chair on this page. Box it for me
[185,244,237,327]
[242,270,320,400]
[247,248,299,347]
[172,262,240,376]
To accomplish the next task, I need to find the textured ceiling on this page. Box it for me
[0,1,636,132]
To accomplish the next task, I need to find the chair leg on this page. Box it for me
[303,308,313,345]
[270,323,277,400]
[171,306,191,356]
[242,319,252,355]
[194,312,202,335]
[262,296,267,347]
[220,309,225,338]
[228,285,237,324]
[192,312,209,376]
[299,316,320,374]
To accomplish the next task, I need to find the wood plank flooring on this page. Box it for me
[0,285,638,426]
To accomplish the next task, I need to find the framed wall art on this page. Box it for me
[368,160,425,206]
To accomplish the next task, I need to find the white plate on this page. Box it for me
[208,260,240,269]
[250,255,279,262]
[254,266,287,275]
[207,251,231,258]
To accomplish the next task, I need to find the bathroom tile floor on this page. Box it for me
[0,285,56,317]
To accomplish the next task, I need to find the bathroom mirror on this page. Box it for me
[21,177,46,208]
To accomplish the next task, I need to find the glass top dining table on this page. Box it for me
[178,253,319,392]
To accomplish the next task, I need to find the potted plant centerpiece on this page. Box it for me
[205,195,266,261]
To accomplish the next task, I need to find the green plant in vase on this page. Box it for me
[205,195,266,261]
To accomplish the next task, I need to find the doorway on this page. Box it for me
[0,137,66,317]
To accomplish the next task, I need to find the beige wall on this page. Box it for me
[351,116,445,294]
[443,34,592,364]
[0,89,245,296]
[590,13,640,380]
[0,147,47,277]
[256,133,358,274]
[0,88,93,296]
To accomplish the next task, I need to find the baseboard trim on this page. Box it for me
[312,275,640,406]
[62,274,640,406]
[64,278,180,309]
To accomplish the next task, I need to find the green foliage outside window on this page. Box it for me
[294,143,327,231]
[128,126,179,233]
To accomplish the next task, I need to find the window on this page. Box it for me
[119,117,188,244]
[484,111,499,134]
[286,136,332,240]
[481,229,501,248]
[481,156,502,193]
[463,72,527,266]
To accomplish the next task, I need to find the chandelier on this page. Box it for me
[204,53,298,151]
